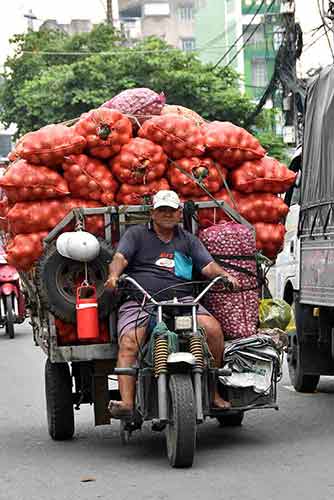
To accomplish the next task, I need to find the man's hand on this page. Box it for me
[104,274,119,290]
[222,274,239,291]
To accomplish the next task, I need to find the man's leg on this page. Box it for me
[197,314,231,409]
[117,327,147,409]
[109,326,147,414]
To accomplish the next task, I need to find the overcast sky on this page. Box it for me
[0,0,106,67]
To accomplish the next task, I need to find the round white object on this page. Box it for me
[56,231,100,262]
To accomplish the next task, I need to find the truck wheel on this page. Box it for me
[45,359,74,440]
[287,334,320,392]
[36,239,114,323]
[165,374,196,468]
[217,411,244,427]
[5,295,15,339]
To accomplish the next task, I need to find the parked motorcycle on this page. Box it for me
[0,249,25,338]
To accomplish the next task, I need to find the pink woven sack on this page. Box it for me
[102,88,165,124]
[199,222,259,340]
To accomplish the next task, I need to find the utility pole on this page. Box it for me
[24,9,37,31]
[280,0,298,146]
[107,0,113,25]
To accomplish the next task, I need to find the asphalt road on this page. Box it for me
[1,322,334,500]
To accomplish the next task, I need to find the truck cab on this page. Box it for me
[286,66,334,393]
[267,149,302,306]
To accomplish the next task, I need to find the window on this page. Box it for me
[244,25,265,46]
[252,58,268,87]
[0,135,12,158]
[181,37,196,52]
[226,0,235,13]
[178,5,194,21]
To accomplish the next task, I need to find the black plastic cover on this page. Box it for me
[301,65,334,209]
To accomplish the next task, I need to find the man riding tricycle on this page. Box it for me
[23,189,280,468]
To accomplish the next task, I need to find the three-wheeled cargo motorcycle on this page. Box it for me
[20,202,280,468]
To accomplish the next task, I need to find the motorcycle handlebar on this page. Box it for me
[119,274,232,305]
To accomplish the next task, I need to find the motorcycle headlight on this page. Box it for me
[174,316,192,331]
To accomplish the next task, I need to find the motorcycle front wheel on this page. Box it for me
[5,295,14,339]
[165,373,196,468]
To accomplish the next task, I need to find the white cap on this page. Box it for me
[56,231,100,262]
[153,190,180,210]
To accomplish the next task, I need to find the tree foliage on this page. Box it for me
[1,26,254,134]
[0,23,287,163]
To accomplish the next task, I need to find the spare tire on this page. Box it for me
[36,239,114,323]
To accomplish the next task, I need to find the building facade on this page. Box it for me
[195,0,244,75]
[242,0,281,99]
[118,1,198,51]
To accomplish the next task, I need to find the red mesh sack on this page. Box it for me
[167,157,226,197]
[254,222,286,260]
[236,193,289,224]
[138,114,205,160]
[192,190,242,228]
[110,138,167,185]
[116,178,170,205]
[55,319,110,346]
[7,198,104,236]
[204,121,266,168]
[102,88,165,124]
[15,124,86,166]
[0,160,70,202]
[74,108,132,159]
[230,156,297,194]
[6,231,48,271]
[0,199,9,231]
[65,198,105,236]
[8,151,19,162]
[63,154,118,205]
[199,222,259,339]
[161,105,205,126]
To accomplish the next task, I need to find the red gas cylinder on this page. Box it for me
[76,284,100,341]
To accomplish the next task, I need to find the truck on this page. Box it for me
[286,65,334,392]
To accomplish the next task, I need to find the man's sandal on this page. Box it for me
[108,400,134,420]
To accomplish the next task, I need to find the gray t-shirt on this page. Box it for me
[117,223,213,300]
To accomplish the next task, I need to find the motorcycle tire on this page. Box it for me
[35,239,114,324]
[165,374,196,468]
[5,295,15,339]
[45,359,74,440]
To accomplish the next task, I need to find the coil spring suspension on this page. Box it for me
[154,336,168,377]
[190,335,204,369]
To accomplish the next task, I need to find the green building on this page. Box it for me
[195,0,282,100]
[195,0,244,73]
[242,0,281,99]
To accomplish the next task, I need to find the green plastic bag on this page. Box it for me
[259,299,292,331]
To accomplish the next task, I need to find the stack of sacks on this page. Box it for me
[3,107,132,271]
[4,86,296,271]
[199,222,259,340]
[189,121,297,259]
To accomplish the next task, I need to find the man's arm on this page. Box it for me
[201,261,239,290]
[105,252,128,289]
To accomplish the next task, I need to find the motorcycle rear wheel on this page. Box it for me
[165,374,196,468]
[45,359,74,440]
[5,295,14,339]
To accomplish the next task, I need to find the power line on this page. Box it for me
[317,0,334,61]
[199,0,259,56]
[303,26,328,53]
[222,0,277,71]
[211,0,267,70]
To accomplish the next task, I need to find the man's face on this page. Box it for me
[151,206,182,229]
